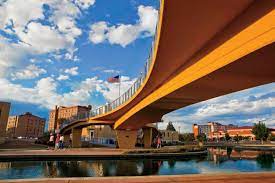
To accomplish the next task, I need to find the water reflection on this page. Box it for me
[168,159,176,169]
[208,147,275,169]
[0,148,274,179]
[41,159,163,177]
[256,153,274,169]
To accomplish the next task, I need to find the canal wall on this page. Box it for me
[2,172,275,183]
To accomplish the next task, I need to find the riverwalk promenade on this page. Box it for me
[2,172,275,183]
[0,147,207,160]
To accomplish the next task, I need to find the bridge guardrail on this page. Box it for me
[60,1,162,130]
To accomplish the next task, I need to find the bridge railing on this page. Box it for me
[59,112,90,129]
[60,1,162,130]
[89,4,161,118]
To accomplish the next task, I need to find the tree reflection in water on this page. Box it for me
[256,153,274,169]
[168,159,176,169]
[42,159,162,177]
[227,147,233,158]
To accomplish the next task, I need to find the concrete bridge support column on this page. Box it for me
[64,134,71,147]
[116,130,137,149]
[72,128,82,148]
[143,128,152,148]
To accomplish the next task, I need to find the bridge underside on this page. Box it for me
[61,120,114,135]
[114,0,275,129]
[60,1,275,149]
[117,43,275,129]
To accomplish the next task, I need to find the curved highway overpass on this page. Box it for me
[61,0,275,148]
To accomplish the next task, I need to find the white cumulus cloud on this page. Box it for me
[18,22,74,54]
[0,0,45,32]
[0,0,96,78]
[57,75,69,81]
[89,21,108,44]
[0,75,135,109]
[11,64,47,80]
[64,67,79,76]
[75,0,95,9]
[89,5,158,47]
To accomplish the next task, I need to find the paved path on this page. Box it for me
[0,148,124,155]
[2,172,275,183]
[0,148,207,160]
[0,139,47,150]
[0,148,126,161]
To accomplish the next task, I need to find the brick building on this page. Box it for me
[6,112,45,138]
[48,105,91,132]
[0,102,11,137]
[193,122,238,139]
[227,126,255,140]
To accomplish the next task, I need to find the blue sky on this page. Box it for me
[0,0,274,132]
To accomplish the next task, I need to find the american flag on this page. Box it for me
[107,75,120,83]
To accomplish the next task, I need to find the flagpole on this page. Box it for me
[119,75,121,97]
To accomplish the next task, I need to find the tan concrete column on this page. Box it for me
[63,134,70,146]
[116,130,137,149]
[143,128,152,148]
[72,128,82,148]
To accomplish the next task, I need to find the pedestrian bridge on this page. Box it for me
[60,0,275,148]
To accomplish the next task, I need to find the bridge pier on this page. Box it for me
[116,130,137,149]
[143,128,152,148]
[72,128,82,148]
[64,134,71,147]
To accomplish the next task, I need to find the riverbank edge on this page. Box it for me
[204,144,275,151]
[2,172,275,183]
[0,150,207,161]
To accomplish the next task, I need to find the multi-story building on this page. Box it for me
[193,124,210,138]
[0,102,11,137]
[193,122,238,139]
[48,105,91,132]
[6,112,45,138]
[227,126,255,140]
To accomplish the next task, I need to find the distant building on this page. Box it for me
[269,128,275,136]
[227,126,255,140]
[160,130,179,143]
[0,102,11,137]
[193,122,238,139]
[193,124,210,138]
[6,112,45,138]
[48,105,91,132]
[87,125,117,147]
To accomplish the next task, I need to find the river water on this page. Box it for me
[0,148,274,179]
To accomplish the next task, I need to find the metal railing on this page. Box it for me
[60,1,161,130]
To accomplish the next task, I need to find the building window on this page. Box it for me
[0,109,2,117]
[90,131,94,138]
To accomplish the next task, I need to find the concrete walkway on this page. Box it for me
[0,148,125,160]
[0,148,125,156]
[0,148,207,160]
[2,172,275,183]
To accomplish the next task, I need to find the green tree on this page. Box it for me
[225,133,231,141]
[252,122,269,144]
[179,133,195,142]
[197,133,207,142]
[233,135,241,143]
[268,135,275,141]
[166,122,176,131]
